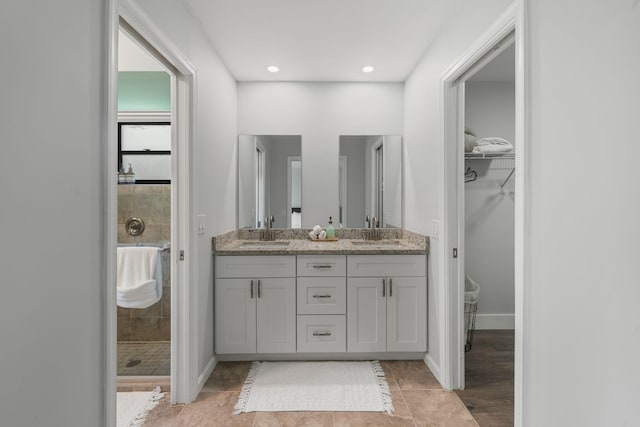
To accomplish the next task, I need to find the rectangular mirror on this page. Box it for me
[339,135,402,228]
[238,135,302,229]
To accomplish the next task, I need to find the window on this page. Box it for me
[118,122,171,184]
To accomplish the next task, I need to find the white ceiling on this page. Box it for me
[183,0,454,82]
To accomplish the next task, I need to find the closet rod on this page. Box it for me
[465,153,515,160]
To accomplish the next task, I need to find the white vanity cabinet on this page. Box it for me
[347,255,427,353]
[215,256,296,354]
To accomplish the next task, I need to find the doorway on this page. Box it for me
[116,19,175,393]
[456,42,516,425]
[107,12,196,422]
[439,3,526,426]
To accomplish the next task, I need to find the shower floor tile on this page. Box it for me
[117,341,170,376]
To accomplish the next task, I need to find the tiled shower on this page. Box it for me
[117,184,171,376]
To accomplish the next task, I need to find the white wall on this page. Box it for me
[129,0,238,398]
[403,0,513,373]
[524,1,640,425]
[238,82,404,228]
[465,81,515,328]
[0,1,106,426]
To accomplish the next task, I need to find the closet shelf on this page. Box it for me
[464,152,515,160]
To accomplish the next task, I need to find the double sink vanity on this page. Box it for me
[212,229,429,360]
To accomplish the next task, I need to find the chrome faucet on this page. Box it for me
[366,215,381,240]
[265,215,274,229]
[261,215,275,241]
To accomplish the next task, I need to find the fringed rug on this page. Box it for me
[117,387,164,427]
[234,361,393,415]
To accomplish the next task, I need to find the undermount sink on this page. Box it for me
[239,241,290,247]
[351,240,401,246]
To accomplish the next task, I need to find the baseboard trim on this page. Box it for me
[196,356,217,392]
[424,353,443,387]
[476,314,515,330]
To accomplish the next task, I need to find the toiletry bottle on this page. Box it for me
[126,163,136,184]
[118,166,125,184]
[326,216,335,239]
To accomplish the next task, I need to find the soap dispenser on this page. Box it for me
[326,216,335,240]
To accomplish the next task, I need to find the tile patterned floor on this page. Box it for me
[117,341,171,376]
[142,360,478,427]
[455,330,515,426]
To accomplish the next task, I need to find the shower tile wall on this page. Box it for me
[118,184,170,244]
[118,184,171,342]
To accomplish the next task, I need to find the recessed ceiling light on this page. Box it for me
[267,65,279,73]
[362,66,374,73]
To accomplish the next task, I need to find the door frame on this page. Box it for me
[439,1,528,426]
[106,1,198,421]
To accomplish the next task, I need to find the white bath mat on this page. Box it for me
[117,387,164,427]
[234,361,393,415]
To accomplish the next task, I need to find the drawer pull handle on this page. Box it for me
[312,265,333,269]
[250,280,254,299]
[382,278,386,297]
[313,294,332,298]
[257,279,261,298]
[389,278,393,297]
[313,331,332,337]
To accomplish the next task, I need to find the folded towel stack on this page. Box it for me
[117,247,163,309]
[472,137,513,153]
[309,225,327,240]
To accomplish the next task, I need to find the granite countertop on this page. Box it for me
[212,228,429,256]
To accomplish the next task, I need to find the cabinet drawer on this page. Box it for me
[297,255,346,277]
[347,255,426,277]
[297,277,346,315]
[216,255,295,278]
[297,315,346,353]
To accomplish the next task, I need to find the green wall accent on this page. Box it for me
[118,71,170,111]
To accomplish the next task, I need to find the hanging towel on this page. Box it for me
[117,247,162,309]
[472,137,513,153]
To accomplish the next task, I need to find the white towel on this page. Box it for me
[472,137,513,153]
[117,247,162,309]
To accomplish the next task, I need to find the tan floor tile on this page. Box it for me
[253,411,333,427]
[471,411,513,427]
[403,390,477,427]
[333,410,415,427]
[202,361,253,392]
[387,361,442,390]
[142,395,184,427]
[380,361,400,391]
[174,392,255,427]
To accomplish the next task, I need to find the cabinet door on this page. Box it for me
[257,278,296,353]
[347,278,387,353]
[387,276,427,352]
[216,278,256,354]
